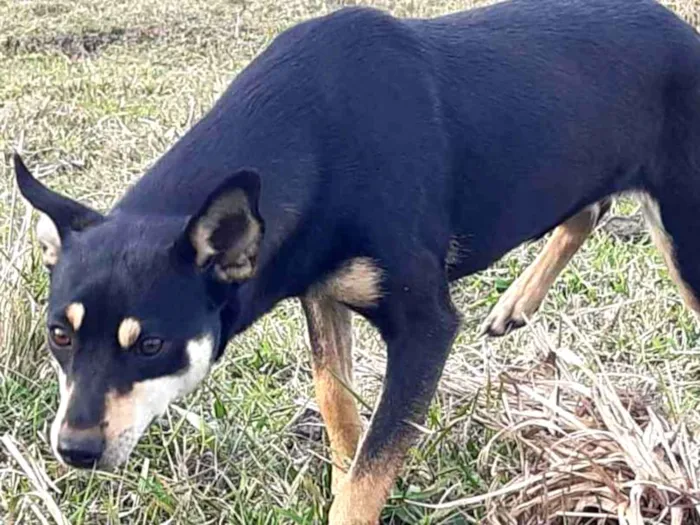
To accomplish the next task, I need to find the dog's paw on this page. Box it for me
[480,293,532,336]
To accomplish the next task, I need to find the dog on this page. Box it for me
[14,0,700,522]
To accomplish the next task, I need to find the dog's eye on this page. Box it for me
[139,337,164,356]
[50,327,72,348]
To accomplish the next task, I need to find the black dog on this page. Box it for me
[15,0,700,522]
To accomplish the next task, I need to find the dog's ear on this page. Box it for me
[175,170,264,283]
[14,154,105,268]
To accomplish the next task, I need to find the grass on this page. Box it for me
[2,0,700,523]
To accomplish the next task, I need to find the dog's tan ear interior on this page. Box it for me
[186,170,264,283]
[36,213,61,268]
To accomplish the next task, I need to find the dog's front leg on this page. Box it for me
[329,277,459,524]
[301,294,362,493]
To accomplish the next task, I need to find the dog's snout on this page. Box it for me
[57,426,105,468]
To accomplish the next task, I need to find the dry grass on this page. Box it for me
[401,337,700,524]
[2,0,700,523]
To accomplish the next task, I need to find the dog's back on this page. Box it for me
[406,0,700,273]
[117,1,700,280]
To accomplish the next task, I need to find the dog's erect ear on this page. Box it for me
[175,170,264,283]
[14,154,105,267]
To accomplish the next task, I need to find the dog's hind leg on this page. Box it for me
[301,294,362,494]
[329,254,459,524]
[639,192,700,315]
[482,198,612,336]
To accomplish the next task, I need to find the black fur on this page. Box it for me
[15,0,700,513]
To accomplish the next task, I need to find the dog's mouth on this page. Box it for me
[97,428,141,470]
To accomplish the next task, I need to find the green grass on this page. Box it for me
[2,0,700,523]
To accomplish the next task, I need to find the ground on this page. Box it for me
[1,0,700,523]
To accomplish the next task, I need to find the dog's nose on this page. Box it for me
[57,427,105,468]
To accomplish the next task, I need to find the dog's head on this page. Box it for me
[14,154,264,470]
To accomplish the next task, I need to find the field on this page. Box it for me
[2,0,700,523]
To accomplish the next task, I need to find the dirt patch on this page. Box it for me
[3,26,170,58]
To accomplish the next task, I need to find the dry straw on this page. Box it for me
[401,332,700,524]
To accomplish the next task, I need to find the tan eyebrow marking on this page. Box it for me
[118,318,141,349]
[65,303,85,331]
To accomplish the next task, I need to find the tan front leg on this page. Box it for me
[329,456,402,525]
[482,199,611,336]
[301,294,362,493]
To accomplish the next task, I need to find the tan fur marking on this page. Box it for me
[314,366,363,491]
[302,295,362,494]
[191,225,217,267]
[329,454,404,524]
[36,212,60,267]
[639,193,700,313]
[103,389,136,442]
[482,202,603,335]
[98,335,214,468]
[190,189,262,281]
[117,318,141,349]
[302,256,382,492]
[65,303,85,332]
[213,218,261,281]
[190,191,250,267]
[329,388,421,524]
[316,257,383,309]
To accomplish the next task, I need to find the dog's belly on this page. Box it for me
[445,169,630,281]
